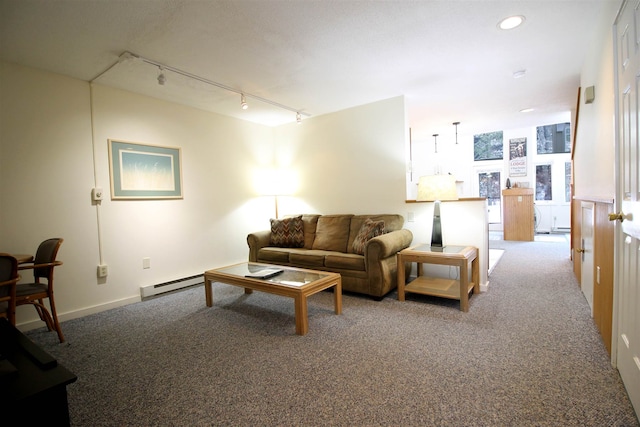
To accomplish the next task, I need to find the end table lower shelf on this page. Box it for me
[397,244,479,312]
[404,276,475,300]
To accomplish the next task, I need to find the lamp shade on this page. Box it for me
[417,175,459,202]
[254,169,297,196]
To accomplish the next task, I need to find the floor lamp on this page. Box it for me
[417,175,459,251]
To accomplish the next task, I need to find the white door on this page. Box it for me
[614,0,640,415]
[580,202,594,315]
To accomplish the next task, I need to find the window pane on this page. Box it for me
[536,122,571,154]
[536,165,552,200]
[479,172,501,223]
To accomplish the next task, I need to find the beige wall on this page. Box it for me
[0,61,411,328]
[573,1,619,201]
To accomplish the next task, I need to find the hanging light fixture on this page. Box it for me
[157,66,166,85]
[240,94,248,110]
[453,122,460,144]
[433,134,439,153]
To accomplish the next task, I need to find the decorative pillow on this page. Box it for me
[269,215,304,248]
[352,219,385,255]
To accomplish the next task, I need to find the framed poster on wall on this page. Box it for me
[509,137,527,177]
[108,139,183,200]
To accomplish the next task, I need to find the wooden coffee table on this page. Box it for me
[204,262,342,335]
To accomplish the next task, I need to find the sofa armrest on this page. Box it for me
[365,229,413,260]
[247,230,271,262]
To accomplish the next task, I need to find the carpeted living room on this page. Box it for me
[24,237,638,425]
[2,1,639,425]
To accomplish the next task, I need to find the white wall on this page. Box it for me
[273,96,408,216]
[1,62,416,329]
[409,121,572,232]
[1,62,275,327]
[573,1,618,201]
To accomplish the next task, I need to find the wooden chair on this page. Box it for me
[17,238,65,343]
[0,254,19,326]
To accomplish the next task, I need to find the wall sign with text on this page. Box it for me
[509,137,527,177]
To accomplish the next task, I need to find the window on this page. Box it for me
[474,131,504,161]
[536,165,552,200]
[478,171,501,223]
[536,123,571,154]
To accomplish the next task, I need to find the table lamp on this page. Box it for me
[417,174,459,251]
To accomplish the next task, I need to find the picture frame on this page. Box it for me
[108,139,183,200]
[473,131,504,161]
[509,137,527,177]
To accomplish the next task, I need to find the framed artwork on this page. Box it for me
[108,139,183,200]
[509,137,527,177]
[536,122,571,154]
[474,131,504,161]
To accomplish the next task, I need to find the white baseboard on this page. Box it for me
[16,294,141,333]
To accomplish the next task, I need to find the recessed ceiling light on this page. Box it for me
[520,108,535,113]
[498,15,525,30]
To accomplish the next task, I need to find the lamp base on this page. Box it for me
[430,200,444,251]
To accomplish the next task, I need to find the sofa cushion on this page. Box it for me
[301,214,320,249]
[351,218,385,255]
[289,250,330,268]
[269,215,304,248]
[257,247,291,263]
[325,253,365,271]
[312,214,353,252]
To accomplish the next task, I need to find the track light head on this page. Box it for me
[296,112,302,123]
[157,67,166,85]
[241,94,248,110]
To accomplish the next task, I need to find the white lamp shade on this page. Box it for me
[254,169,298,196]
[417,175,458,202]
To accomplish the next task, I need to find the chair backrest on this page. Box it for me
[33,238,63,280]
[0,254,18,283]
[0,254,19,320]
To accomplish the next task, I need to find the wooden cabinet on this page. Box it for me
[502,188,534,241]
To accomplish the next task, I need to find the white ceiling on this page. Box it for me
[0,0,612,141]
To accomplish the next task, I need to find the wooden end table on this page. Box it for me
[204,262,342,335]
[397,244,479,312]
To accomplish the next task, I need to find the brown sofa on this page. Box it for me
[247,214,413,299]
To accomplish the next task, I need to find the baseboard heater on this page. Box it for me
[140,274,203,299]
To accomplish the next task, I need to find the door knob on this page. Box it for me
[608,212,625,222]
[576,248,585,253]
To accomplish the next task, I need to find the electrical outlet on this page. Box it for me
[97,264,108,278]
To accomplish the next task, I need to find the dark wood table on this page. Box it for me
[0,318,77,425]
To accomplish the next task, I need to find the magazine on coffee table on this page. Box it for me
[245,268,283,279]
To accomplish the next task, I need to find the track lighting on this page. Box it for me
[94,51,311,124]
[157,66,166,85]
[433,134,439,153]
[453,122,460,144]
